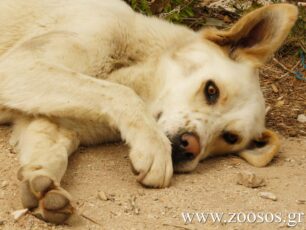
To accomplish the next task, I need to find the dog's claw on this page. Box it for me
[136,170,147,183]
[20,175,73,224]
[129,133,173,188]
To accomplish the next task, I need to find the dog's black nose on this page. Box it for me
[170,133,201,164]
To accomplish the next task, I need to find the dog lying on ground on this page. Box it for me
[0,0,297,224]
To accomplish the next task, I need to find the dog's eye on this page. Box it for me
[204,80,219,104]
[223,132,239,145]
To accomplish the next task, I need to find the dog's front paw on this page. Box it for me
[129,133,173,188]
[20,175,73,224]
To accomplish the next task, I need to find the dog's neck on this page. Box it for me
[129,14,196,59]
[107,14,197,104]
[107,57,163,103]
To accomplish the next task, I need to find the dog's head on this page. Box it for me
[151,4,298,172]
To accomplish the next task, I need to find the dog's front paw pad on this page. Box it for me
[31,175,53,194]
[43,190,70,210]
[36,209,72,225]
[20,175,73,224]
[20,180,39,209]
[38,189,73,224]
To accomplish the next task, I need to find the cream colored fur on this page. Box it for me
[0,0,297,224]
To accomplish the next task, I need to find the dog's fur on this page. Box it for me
[0,0,297,224]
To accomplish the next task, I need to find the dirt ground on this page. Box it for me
[261,59,306,138]
[0,124,305,230]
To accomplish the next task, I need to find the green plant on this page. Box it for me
[124,0,199,24]
[129,0,152,15]
[161,0,197,23]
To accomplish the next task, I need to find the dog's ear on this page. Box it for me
[238,130,280,167]
[202,4,298,66]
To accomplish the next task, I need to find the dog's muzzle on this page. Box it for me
[170,132,201,164]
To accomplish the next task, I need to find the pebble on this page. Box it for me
[275,100,285,107]
[137,190,145,196]
[278,222,288,228]
[271,84,279,93]
[285,158,295,163]
[0,181,8,188]
[259,192,277,201]
[0,220,4,225]
[296,199,306,205]
[297,114,306,123]
[134,208,140,215]
[265,106,271,115]
[12,209,28,221]
[97,191,108,201]
[237,171,266,188]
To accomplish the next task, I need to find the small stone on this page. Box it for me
[137,190,145,196]
[297,114,306,123]
[285,158,295,163]
[12,209,28,221]
[130,196,136,206]
[277,96,284,101]
[97,191,108,201]
[237,171,266,188]
[223,15,232,23]
[0,181,8,188]
[0,220,4,225]
[265,106,271,115]
[134,208,140,215]
[278,222,287,228]
[296,200,306,205]
[259,192,277,201]
[275,100,285,107]
[271,84,279,93]
[288,130,298,137]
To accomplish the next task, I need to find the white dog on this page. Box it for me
[0,0,297,224]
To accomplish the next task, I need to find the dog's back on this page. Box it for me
[0,0,42,54]
[0,0,134,56]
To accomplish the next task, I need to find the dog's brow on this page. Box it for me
[173,54,203,75]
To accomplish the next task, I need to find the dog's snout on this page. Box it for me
[170,132,201,164]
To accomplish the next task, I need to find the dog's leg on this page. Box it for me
[0,59,172,188]
[14,117,79,224]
